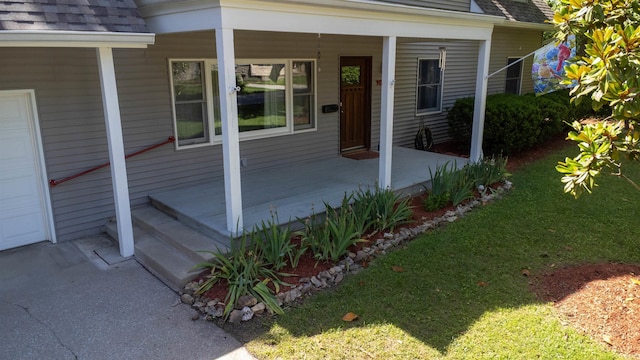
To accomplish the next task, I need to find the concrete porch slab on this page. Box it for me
[150,147,466,237]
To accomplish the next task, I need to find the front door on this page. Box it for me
[340,56,371,152]
[0,91,50,251]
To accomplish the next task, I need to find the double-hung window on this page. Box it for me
[169,59,316,149]
[505,57,523,94]
[416,54,445,115]
[171,61,210,147]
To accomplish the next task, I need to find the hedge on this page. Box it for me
[447,91,605,157]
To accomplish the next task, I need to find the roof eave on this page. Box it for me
[0,30,155,48]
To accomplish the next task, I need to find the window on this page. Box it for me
[171,61,210,147]
[292,61,315,130]
[170,59,316,149]
[416,57,444,114]
[505,57,523,95]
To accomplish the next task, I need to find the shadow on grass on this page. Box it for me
[223,149,640,356]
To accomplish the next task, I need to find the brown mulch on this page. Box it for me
[532,263,640,358]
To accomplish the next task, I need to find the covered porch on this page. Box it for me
[98,0,505,257]
[148,147,466,239]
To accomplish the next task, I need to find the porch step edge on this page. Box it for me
[134,234,201,292]
[149,197,234,245]
[132,206,231,262]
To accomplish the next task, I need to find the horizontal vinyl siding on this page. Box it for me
[393,39,479,146]
[0,47,114,241]
[377,0,470,12]
[488,27,543,95]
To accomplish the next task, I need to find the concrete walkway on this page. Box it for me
[0,236,254,360]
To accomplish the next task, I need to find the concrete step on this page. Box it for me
[103,209,224,291]
[131,206,231,263]
[134,233,202,292]
[105,221,203,291]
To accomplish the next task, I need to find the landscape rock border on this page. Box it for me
[180,181,513,323]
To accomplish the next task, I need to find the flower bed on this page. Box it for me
[180,161,512,323]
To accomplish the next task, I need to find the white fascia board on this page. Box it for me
[144,7,221,34]
[0,31,155,48]
[220,7,493,40]
[141,0,500,40]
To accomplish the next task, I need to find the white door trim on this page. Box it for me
[0,89,56,244]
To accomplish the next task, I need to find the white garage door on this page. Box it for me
[0,91,51,251]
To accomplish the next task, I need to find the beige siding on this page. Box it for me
[393,39,479,146]
[377,0,470,12]
[488,27,543,95]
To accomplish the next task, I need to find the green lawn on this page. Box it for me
[228,146,640,359]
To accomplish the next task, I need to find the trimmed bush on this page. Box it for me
[447,91,605,157]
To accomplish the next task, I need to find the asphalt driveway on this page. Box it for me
[0,235,254,360]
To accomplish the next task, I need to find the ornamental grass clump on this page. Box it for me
[423,162,455,211]
[194,232,288,320]
[299,194,366,263]
[255,211,299,271]
[424,158,510,211]
[353,186,413,233]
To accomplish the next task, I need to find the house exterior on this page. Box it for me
[0,0,552,256]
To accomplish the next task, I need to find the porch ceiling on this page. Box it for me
[137,0,501,40]
[148,147,467,237]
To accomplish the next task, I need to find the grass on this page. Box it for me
[228,146,640,359]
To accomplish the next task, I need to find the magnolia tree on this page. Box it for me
[553,0,640,197]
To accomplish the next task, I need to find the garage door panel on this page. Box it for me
[0,92,49,250]
[0,176,41,204]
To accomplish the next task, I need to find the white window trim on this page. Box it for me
[505,56,524,95]
[169,58,317,150]
[415,56,445,116]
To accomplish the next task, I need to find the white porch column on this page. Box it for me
[215,28,244,234]
[378,36,397,188]
[470,38,492,163]
[96,47,134,257]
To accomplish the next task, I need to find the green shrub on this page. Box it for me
[447,91,608,157]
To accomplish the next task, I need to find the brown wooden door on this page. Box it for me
[340,57,371,151]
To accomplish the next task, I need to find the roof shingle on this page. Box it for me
[474,0,554,24]
[0,0,148,33]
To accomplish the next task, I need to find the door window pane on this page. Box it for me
[341,66,361,85]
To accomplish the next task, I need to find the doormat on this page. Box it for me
[342,150,379,160]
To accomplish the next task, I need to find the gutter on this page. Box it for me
[0,30,155,48]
